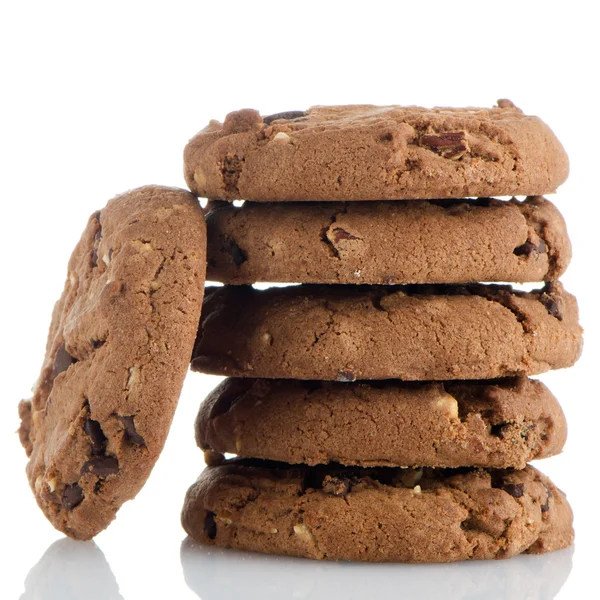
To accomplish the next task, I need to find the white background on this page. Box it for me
[1,2,598,598]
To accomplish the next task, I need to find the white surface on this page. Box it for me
[1,2,598,599]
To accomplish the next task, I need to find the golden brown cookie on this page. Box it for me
[195,377,566,469]
[191,282,582,381]
[184,101,569,201]
[18,186,206,540]
[205,197,570,284]
[182,460,573,562]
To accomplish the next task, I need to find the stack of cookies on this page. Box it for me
[181,102,582,562]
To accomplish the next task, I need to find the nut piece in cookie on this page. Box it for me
[18,185,206,540]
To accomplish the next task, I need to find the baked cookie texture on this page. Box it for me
[184,101,569,201]
[18,186,206,540]
[195,377,566,469]
[191,282,582,381]
[181,460,573,562]
[205,196,570,284]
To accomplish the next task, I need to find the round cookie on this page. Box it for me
[181,460,573,562]
[195,377,566,469]
[191,282,582,381]
[183,101,569,202]
[18,186,207,540]
[205,196,570,284]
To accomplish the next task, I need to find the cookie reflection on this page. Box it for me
[181,537,573,600]
[21,538,123,600]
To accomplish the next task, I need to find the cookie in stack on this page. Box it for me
[182,101,582,562]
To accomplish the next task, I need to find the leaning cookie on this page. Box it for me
[184,101,568,201]
[191,282,582,381]
[206,197,570,284]
[195,377,566,469]
[18,186,206,540]
[182,460,573,562]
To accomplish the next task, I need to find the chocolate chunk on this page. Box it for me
[502,483,525,498]
[62,483,84,510]
[331,228,359,243]
[222,238,248,267]
[82,456,119,477]
[514,239,547,256]
[120,416,145,446]
[221,155,244,194]
[540,293,564,320]
[84,418,108,455]
[263,111,307,125]
[322,475,351,497]
[91,338,106,349]
[53,344,77,378]
[378,132,394,143]
[420,132,469,159]
[204,511,217,539]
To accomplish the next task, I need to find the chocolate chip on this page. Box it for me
[322,475,351,497]
[514,239,547,256]
[331,228,359,243]
[263,110,307,125]
[502,483,525,498]
[378,132,394,143]
[82,456,119,477]
[540,293,563,320]
[62,483,84,510]
[53,344,77,378]
[91,338,106,349]
[222,238,248,267]
[120,415,146,446]
[84,418,107,455]
[490,422,509,437]
[204,511,217,539]
[420,132,469,159]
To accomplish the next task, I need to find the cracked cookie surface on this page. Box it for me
[191,282,582,381]
[18,186,206,539]
[181,460,573,562]
[195,377,566,469]
[184,101,568,201]
[205,196,570,284]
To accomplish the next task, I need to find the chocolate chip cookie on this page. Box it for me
[205,196,570,284]
[181,460,573,562]
[195,377,566,469]
[18,186,206,540]
[184,101,568,201]
[191,282,582,381]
